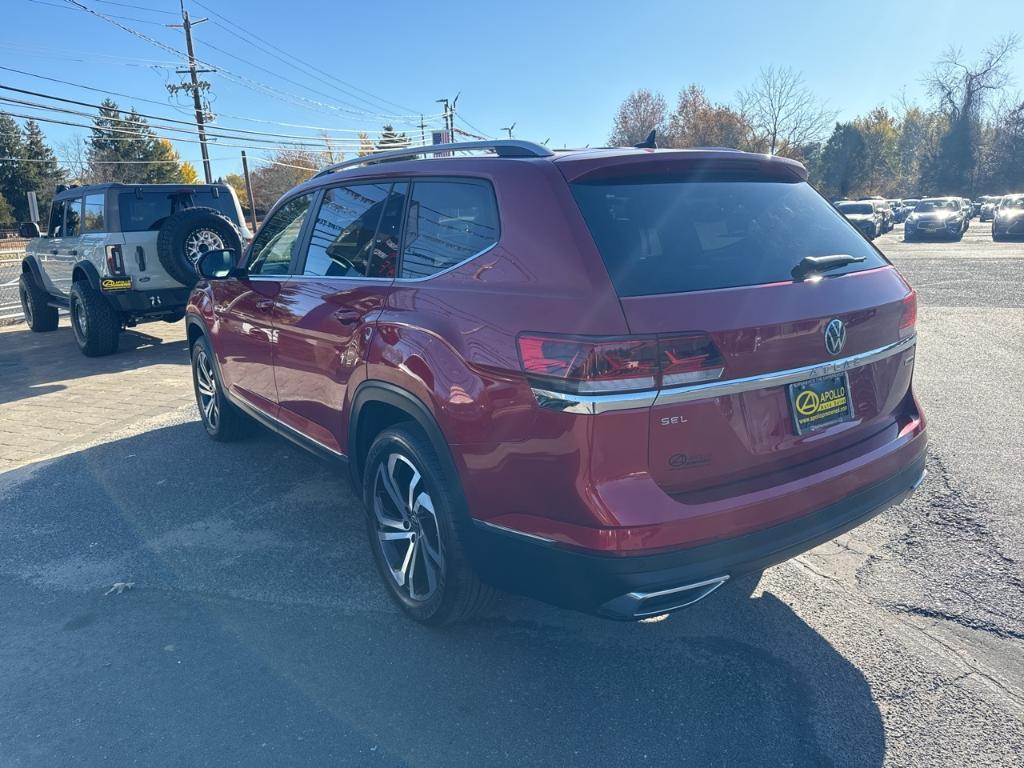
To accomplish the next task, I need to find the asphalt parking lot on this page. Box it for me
[1,222,1022,767]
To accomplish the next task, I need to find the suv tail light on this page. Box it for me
[518,333,723,395]
[105,244,125,275]
[899,290,917,338]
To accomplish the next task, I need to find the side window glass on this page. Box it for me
[64,198,82,238]
[304,182,391,277]
[48,200,65,237]
[400,179,499,279]
[83,194,105,233]
[246,193,313,276]
[367,182,407,278]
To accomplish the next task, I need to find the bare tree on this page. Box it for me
[921,35,1019,192]
[57,135,92,184]
[609,89,668,147]
[926,35,1019,122]
[737,66,835,156]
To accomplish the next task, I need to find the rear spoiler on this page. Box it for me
[556,149,808,184]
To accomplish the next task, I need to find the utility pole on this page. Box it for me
[435,98,450,142]
[240,151,257,230]
[168,2,215,183]
[418,114,426,147]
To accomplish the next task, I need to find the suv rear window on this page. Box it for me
[118,189,239,232]
[572,179,887,296]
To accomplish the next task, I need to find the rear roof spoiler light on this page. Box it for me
[517,332,723,396]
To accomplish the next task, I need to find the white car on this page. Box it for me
[19,183,250,356]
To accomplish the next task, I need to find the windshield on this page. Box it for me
[999,197,1024,209]
[572,178,886,296]
[915,200,956,212]
[837,203,873,214]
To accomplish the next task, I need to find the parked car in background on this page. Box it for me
[18,183,250,356]
[992,194,1024,240]
[862,198,894,232]
[185,140,926,624]
[899,199,920,223]
[979,195,1000,222]
[835,200,882,238]
[904,197,968,241]
[960,198,974,224]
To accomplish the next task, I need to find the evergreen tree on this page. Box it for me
[0,112,30,222]
[0,192,14,227]
[376,124,410,151]
[86,100,188,183]
[817,122,869,200]
[21,119,64,217]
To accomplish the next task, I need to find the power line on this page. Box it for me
[0,64,444,136]
[166,1,214,182]
[0,83,435,147]
[189,0,419,117]
[62,0,430,126]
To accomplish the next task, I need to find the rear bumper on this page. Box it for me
[104,287,191,317]
[470,447,926,619]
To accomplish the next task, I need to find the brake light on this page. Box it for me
[899,289,917,338]
[517,332,722,394]
[105,244,124,275]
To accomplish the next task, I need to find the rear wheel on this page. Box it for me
[69,281,120,356]
[191,335,247,441]
[18,272,58,332]
[363,425,495,624]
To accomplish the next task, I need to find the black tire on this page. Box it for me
[156,207,242,287]
[363,424,495,624]
[190,335,248,441]
[18,272,58,332]
[69,281,120,357]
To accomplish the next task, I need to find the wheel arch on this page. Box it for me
[20,255,46,288]
[348,381,461,502]
[71,260,101,291]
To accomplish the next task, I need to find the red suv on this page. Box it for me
[186,140,926,623]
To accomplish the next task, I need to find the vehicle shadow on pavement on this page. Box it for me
[0,421,885,768]
[0,323,189,407]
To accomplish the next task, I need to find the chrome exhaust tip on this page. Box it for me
[600,575,731,620]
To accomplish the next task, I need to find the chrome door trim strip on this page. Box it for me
[229,393,347,460]
[530,334,916,414]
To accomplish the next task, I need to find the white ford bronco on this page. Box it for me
[18,182,250,356]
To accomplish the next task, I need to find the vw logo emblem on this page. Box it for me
[824,318,846,356]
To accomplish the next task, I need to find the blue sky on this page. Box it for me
[4,0,1024,177]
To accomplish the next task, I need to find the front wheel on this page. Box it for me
[191,336,247,441]
[18,272,59,332]
[69,281,120,356]
[363,425,495,624]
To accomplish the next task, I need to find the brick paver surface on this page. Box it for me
[0,319,193,471]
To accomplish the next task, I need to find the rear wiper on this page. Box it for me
[791,254,866,281]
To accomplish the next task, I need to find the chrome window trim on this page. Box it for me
[530,333,917,415]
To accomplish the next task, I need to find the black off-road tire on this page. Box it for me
[69,281,120,357]
[363,424,496,625]
[190,335,248,442]
[157,207,242,287]
[18,272,58,332]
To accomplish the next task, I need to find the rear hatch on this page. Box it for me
[563,151,916,496]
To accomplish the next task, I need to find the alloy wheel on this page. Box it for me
[73,298,88,339]
[194,348,220,431]
[184,228,226,265]
[19,284,33,326]
[372,453,445,602]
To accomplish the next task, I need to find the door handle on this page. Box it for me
[255,298,275,312]
[332,309,362,325]
[69,249,78,256]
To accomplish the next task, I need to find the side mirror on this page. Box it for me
[19,222,41,239]
[196,249,246,280]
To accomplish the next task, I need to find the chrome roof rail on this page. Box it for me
[314,140,554,177]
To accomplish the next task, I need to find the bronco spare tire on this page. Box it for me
[157,207,242,287]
